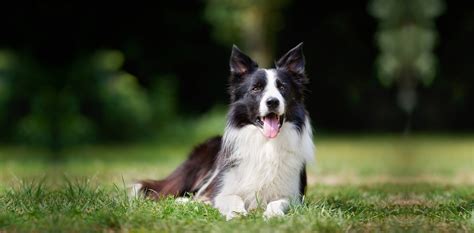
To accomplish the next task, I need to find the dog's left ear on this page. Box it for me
[276,42,305,75]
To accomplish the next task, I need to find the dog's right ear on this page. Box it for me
[230,45,258,78]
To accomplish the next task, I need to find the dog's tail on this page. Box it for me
[132,136,222,199]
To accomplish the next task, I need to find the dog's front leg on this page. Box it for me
[263,199,290,219]
[214,194,247,220]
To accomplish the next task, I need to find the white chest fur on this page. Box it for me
[217,119,314,209]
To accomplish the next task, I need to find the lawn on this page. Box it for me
[0,134,473,232]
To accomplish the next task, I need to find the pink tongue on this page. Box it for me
[263,116,279,138]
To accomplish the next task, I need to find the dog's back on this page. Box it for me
[136,136,221,199]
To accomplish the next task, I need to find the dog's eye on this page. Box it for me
[277,82,286,91]
[252,85,263,92]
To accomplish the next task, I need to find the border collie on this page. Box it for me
[132,43,315,220]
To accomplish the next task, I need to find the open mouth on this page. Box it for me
[256,113,285,139]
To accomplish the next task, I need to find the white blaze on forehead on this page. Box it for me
[260,69,285,116]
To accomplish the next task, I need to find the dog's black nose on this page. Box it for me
[266,98,280,109]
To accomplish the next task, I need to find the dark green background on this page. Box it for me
[0,1,473,149]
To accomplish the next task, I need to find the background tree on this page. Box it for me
[205,0,289,66]
[369,0,445,132]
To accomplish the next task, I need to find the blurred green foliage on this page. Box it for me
[369,0,444,87]
[0,51,12,128]
[149,76,178,127]
[369,0,444,116]
[0,50,179,150]
[205,0,288,66]
[93,51,152,140]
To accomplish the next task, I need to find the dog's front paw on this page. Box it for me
[263,206,284,219]
[263,199,289,219]
[221,201,247,221]
[214,195,248,221]
[225,208,248,221]
[129,183,143,199]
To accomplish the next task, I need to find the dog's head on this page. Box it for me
[228,43,308,139]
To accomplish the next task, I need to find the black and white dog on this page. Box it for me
[132,43,314,220]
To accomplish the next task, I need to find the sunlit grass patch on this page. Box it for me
[314,134,474,184]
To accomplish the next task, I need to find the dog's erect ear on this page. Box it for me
[230,45,258,77]
[276,42,305,75]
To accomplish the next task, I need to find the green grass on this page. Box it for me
[0,134,473,232]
